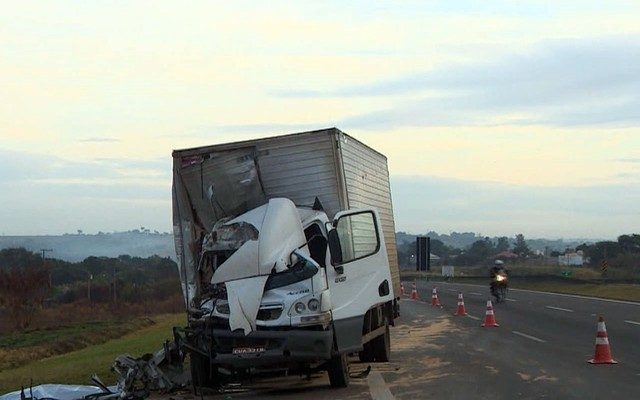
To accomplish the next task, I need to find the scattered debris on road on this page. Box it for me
[112,339,188,399]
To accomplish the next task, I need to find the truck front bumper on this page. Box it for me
[202,328,334,369]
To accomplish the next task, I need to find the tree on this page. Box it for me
[513,234,530,256]
[585,241,620,265]
[617,234,640,253]
[455,238,494,266]
[0,265,50,330]
[496,237,510,252]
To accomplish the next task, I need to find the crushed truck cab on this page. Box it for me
[172,128,399,388]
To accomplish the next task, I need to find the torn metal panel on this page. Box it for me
[225,275,270,333]
[0,385,117,400]
[172,148,267,308]
[204,198,308,335]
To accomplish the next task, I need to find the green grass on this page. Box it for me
[1,321,133,348]
[0,318,156,372]
[0,313,186,394]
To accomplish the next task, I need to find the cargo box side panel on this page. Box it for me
[338,134,400,298]
[254,132,345,218]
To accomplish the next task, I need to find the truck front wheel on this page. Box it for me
[190,352,219,389]
[327,352,350,388]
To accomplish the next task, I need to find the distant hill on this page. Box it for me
[0,231,175,262]
[396,231,593,252]
[1,230,597,263]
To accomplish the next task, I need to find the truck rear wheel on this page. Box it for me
[358,342,374,362]
[371,324,390,362]
[328,352,350,388]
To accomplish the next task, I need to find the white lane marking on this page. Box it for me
[624,320,640,326]
[368,370,395,400]
[505,298,517,302]
[469,292,483,296]
[512,330,547,343]
[546,306,574,313]
[466,314,481,320]
[440,282,640,306]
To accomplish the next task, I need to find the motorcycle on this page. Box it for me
[491,271,508,303]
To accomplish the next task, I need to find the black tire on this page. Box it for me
[190,352,218,388]
[328,352,349,388]
[358,342,374,362]
[371,324,390,362]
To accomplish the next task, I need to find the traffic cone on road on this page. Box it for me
[410,282,418,300]
[481,300,499,327]
[431,287,442,307]
[588,316,618,364]
[400,282,405,296]
[454,293,467,316]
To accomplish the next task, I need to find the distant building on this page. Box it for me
[558,250,586,266]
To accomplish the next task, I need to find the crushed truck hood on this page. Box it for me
[201,198,309,334]
[209,198,307,283]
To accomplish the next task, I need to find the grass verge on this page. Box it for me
[0,318,156,371]
[0,313,185,395]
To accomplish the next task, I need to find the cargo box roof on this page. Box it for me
[171,127,386,159]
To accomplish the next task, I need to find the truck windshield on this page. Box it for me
[264,254,318,291]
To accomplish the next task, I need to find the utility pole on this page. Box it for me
[87,272,93,302]
[112,263,117,303]
[40,248,53,288]
[40,248,53,266]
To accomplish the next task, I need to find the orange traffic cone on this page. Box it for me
[481,300,499,327]
[454,293,467,316]
[410,282,418,300]
[400,282,405,296]
[588,316,618,364]
[431,287,442,307]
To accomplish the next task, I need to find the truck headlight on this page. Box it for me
[307,298,320,312]
[294,302,306,313]
[215,302,230,314]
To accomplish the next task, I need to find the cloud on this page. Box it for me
[0,149,169,183]
[276,35,640,129]
[0,149,171,234]
[391,175,640,238]
[78,137,121,143]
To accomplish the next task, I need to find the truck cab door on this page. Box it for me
[326,209,394,353]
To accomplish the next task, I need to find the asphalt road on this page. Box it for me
[168,282,640,399]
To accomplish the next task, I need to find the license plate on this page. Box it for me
[232,347,266,355]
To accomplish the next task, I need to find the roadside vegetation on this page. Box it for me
[398,233,640,302]
[0,313,185,394]
[0,248,186,391]
[0,248,184,334]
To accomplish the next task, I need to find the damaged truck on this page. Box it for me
[171,128,400,388]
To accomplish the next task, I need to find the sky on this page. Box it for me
[1,1,639,238]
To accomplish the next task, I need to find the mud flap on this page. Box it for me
[333,315,365,353]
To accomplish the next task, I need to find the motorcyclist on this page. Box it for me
[490,260,508,302]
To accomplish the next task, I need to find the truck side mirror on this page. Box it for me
[327,229,344,273]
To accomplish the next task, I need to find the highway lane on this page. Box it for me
[163,282,639,399]
[410,279,640,365]
[402,279,640,397]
